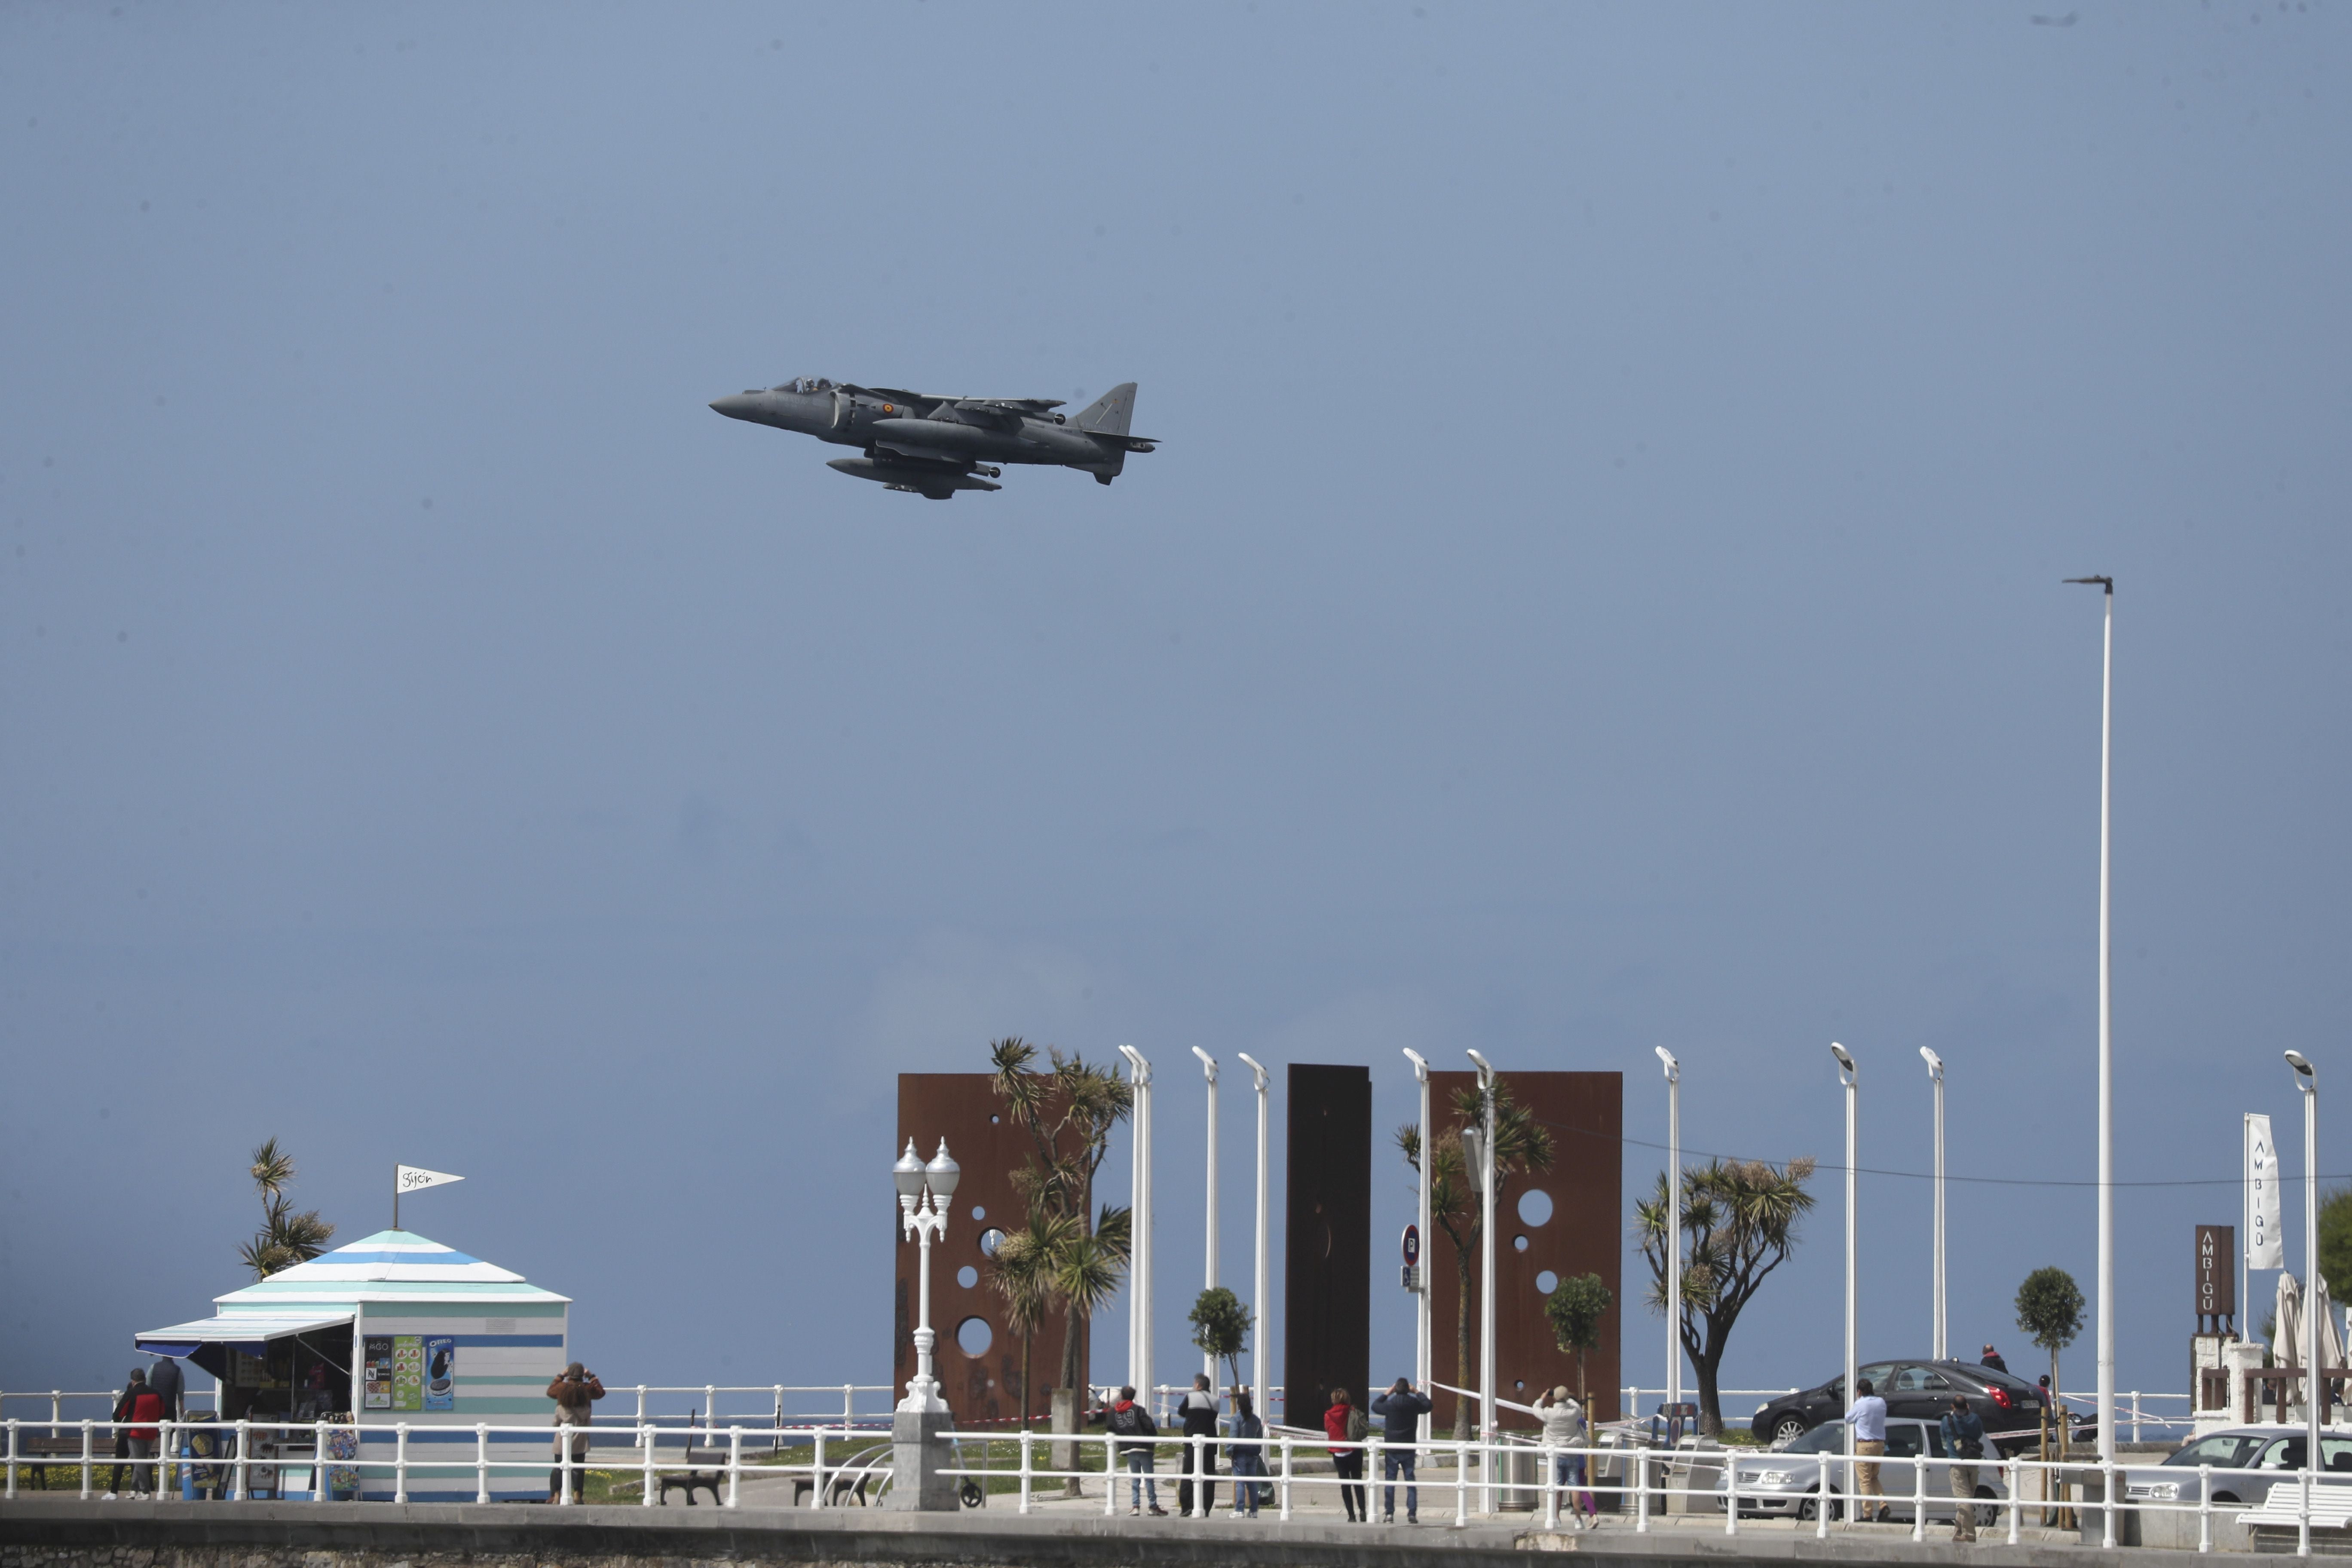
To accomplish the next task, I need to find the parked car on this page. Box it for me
[1750,1360,2053,1453]
[1719,1415,2010,1521]
[2119,1426,2352,1510]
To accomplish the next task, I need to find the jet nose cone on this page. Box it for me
[709,393,759,421]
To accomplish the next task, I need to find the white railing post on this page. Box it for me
[52,1392,63,1431]
[2007,1456,2022,1544]
[1455,1439,1469,1528]
[1103,1434,1118,1517]
[310,1418,325,1502]
[2300,1462,2313,1558]
[4,1418,15,1501]
[704,1385,717,1436]
[2199,1462,2213,1554]
[1726,1446,1740,1537]
[232,1419,250,1500]
[394,1422,410,1504]
[2116,1457,2135,1561]
[1018,1429,1032,1515]
[1635,1444,1650,1533]
[1280,1433,1295,1522]
[1543,1442,1559,1530]
[812,1430,826,1509]
[726,1425,741,1509]
[475,1423,490,1504]
[639,1422,655,1507]
[843,1384,854,1428]
[1815,1454,1829,1539]
[634,1384,647,1424]
[80,1418,94,1499]
[2131,1390,2142,1443]
[1911,1451,1926,1543]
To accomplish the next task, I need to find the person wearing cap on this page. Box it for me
[1534,1386,1597,1528]
[1940,1395,1988,1541]
[1980,1344,2008,1375]
[545,1361,605,1503]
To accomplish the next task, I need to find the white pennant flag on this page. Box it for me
[397,1165,466,1196]
[2248,1114,2285,1271]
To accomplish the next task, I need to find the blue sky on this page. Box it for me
[3,1,2348,1416]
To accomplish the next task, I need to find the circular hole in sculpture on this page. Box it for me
[978,1227,1007,1258]
[1535,1270,1560,1294]
[971,1205,986,1221]
[957,1265,979,1289]
[1517,1188,1553,1227]
[955,1317,994,1357]
[1513,1234,1530,1252]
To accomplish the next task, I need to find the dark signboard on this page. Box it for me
[2197,1223,2235,1331]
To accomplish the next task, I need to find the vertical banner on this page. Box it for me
[423,1335,456,1411]
[2248,1113,2285,1270]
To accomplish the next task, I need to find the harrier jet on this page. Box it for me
[708,378,1156,499]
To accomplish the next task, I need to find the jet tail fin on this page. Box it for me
[1072,382,1137,437]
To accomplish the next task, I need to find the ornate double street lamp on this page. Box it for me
[887,1136,962,1510]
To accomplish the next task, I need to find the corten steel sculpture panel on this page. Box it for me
[1286,1064,1372,1424]
[1423,1070,1622,1430]
[895,1073,1082,1425]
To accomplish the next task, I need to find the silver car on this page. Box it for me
[1722,1416,2008,1521]
[2120,1426,2352,1510]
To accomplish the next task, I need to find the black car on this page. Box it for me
[1750,1360,2053,1453]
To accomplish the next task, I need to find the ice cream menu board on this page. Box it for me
[363,1335,425,1411]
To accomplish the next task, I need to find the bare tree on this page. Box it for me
[1635,1156,1818,1436]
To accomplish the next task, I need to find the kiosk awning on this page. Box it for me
[136,1312,354,1357]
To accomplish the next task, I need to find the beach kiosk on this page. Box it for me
[135,1230,570,1501]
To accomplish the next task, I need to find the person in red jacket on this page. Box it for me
[123,1369,165,1495]
[1323,1388,1368,1522]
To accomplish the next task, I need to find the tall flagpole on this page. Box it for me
[2067,574,2115,1464]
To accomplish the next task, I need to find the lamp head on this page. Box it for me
[2063,575,2114,593]
[1829,1041,1857,1078]
[2287,1050,2316,1090]
[1192,1045,1218,1083]
[925,1138,961,1199]
[892,1138,927,1201]
[1460,1126,1486,1193]
[1655,1046,1679,1084]
[1119,1044,1150,1084]
[1920,1047,1943,1080]
[1466,1047,1494,1084]
[1237,1051,1269,1090]
[1402,1047,1429,1082]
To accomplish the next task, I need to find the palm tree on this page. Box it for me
[1396,1079,1554,1438]
[989,1210,1079,1431]
[1635,1156,1817,1436]
[238,1137,335,1279]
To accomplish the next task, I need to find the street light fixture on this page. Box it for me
[1404,1049,1434,1450]
[1119,1045,1155,1410]
[1237,1053,1271,1421]
[894,1136,960,1414]
[2066,572,2116,1463]
[1191,1047,1220,1383]
[1830,1043,1858,1482]
[1466,1047,1498,1513]
[1920,1047,1946,1362]
[1655,1047,1682,1419]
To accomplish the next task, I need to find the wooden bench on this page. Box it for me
[656,1414,723,1507]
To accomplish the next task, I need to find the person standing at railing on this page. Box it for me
[1174,1375,1220,1517]
[1844,1377,1890,1522]
[1372,1377,1430,1525]
[1939,1395,1987,1542]
[1534,1387,1597,1529]
[1226,1392,1268,1517]
[545,1362,605,1504]
[1324,1388,1368,1522]
[147,1356,184,1423]
[1091,1385,1167,1516]
[104,1375,140,1498]
[124,1369,165,1496]
[1980,1344,2008,1375]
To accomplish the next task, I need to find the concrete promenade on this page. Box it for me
[0,1498,2225,1568]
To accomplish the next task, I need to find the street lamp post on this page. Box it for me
[1656,1048,1682,1420]
[893,1137,962,1414]
[1466,1048,1498,1513]
[2067,572,2116,1463]
[1404,1049,1434,1449]
[1237,1054,1272,1424]
[1120,1045,1155,1412]
[1831,1043,1858,1485]
[1191,1046,1220,1383]
[1921,1048,1946,1362]
[2288,1053,2318,1493]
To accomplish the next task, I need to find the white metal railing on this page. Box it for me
[1621,1384,2196,1443]
[590,1384,894,1430]
[0,1414,886,1507]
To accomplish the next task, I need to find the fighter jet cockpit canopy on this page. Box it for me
[774,377,834,394]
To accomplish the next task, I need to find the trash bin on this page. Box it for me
[178,1415,219,1501]
[1496,1443,1540,1512]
